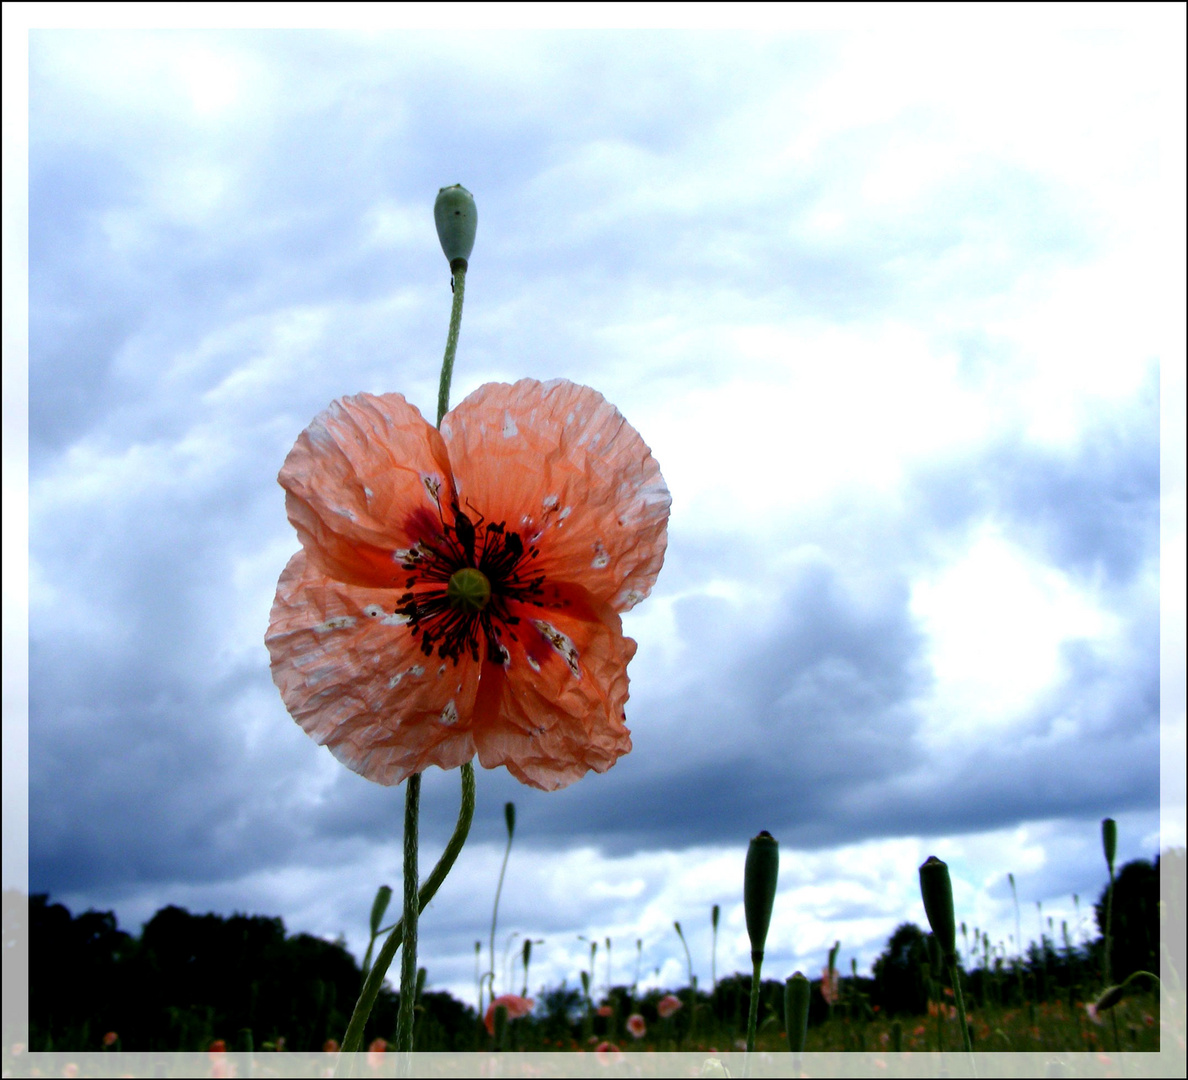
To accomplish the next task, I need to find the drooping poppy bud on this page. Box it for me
[434,184,477,271]
[744,830,779,963]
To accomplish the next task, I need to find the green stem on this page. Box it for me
[487,818,513,1006]
[395,773,421,1053]
[745,954,762,1057]
[949,958,976,1070]
[1103,863,1115,986]
[339,762,476,1057]
[437,266,467,427]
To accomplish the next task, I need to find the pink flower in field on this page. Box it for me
[597,1005,613,1018]
[484,993,535,1034]
[1086,1002,1104,1026]
[626,1013,647,1039]
[820,966,840,1006]
[657,993,682,1018]
[595,1042,622,1064]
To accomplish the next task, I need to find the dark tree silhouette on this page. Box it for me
[1094,856,1160,983]
[871,922,930,1016]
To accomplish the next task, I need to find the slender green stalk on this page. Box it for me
[437,267,466,427]
[487,802,515,1010]
[745,956,762,1055]
[338,762,476,1058]
[394,773,421,1054]
[948,957,975,1058]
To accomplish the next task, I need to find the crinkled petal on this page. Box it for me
[266,550,479,784]
[441,380,670,612]
[280,393,457,588]
[469,585,635,791]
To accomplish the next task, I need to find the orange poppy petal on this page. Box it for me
[266,550,480,784]
[469,589,635,791]
[440,380,669,612]
[279,393,457,588]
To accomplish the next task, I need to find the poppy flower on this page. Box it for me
[820,966,840,1006]
[267,379,669,791]
[657,993,682,1018]
[484,993,535,1034]
[626,1013,647,1039]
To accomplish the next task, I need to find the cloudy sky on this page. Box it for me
[7,8,1186,1011]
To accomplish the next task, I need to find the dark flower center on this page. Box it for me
[396,503,543,664]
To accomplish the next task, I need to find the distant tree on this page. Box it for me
[1094,856,1159,983]
[871,923,929,1016]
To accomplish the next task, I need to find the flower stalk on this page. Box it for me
[919,856,975,1061]
[743,830,779,1060]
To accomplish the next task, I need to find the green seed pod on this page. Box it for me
[434,184,477,271]
[505,801,516,840]
[919,856,958,963]
[1102,818,1117,873]
[523,938,532,968]
[784,972,810,1053]
[744,831,779,963]
[369,885,393,936]
[712,903,720,932]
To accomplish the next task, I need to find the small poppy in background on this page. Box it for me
[626,1013,647,1039]
[322,1039,339,1052]
[102,1032,118,1048]
[366,1038,387,1069]
[657,994,682,1019]
[595,1042,622,1064]
[484,993,535,1035]
[208,1040,226,1054]
[597,1004,613,1018]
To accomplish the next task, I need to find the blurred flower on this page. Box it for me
[657,994,683,1018]
[62,1066,79,1079]
[322,1039,339,1052]
[208,1040,226,1055]
[484,993,535,1035]
[595,1042,622,1064]
[820,967,840,1006]
[103,1032,118,1048]
[597,1005,613,1018]
[268,380,670,792]
[367,1038,387,1069]
[626,1013,647,1039]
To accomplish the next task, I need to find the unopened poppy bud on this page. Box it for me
[784,972,810,1053]
[505,801,516,839]
[919,856,957,963]
[434,184,477,271]
[369,884,393,936]
[744,830,779,963]
[1102,818,1117,872]
[1093,984,1125,1013]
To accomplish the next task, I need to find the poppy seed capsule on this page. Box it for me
[434,184,477,271]
[919,856,958,963]
[445,567,490,613]
[744,830,779,963]
[784,972,810,1053]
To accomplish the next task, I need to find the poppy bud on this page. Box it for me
[744,830,779,963]
[1093,983,1125,1013]
[505,801,516,840]
[434,184,477,271]
[1102,818,1117,872]
[369,884,392,936]
[784,972,810,1053]
[919,856,958,963]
